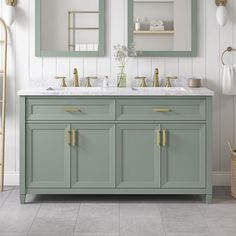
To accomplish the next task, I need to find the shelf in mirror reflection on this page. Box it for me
[133,30,175,35]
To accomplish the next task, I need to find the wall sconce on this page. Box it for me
[4,0,17,26]
[215,0,228,27]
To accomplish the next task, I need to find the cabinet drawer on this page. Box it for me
[26,98,115,121]
[117,99,206,121]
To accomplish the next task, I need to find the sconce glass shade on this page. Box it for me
[216,5,228,27]
[4,5,15,26]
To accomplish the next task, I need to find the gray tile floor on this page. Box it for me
[0,187,235,236]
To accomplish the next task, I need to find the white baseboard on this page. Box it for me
[213,172,231,186]
[3,171,232,187]
[4,171,19,186]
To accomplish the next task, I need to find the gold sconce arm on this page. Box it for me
[6,0,17,6]
[215,0,226,6]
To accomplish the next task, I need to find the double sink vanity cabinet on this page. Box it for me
[19,88,213,204]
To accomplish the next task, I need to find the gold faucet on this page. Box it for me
[153,68,160,87]
[55,76,67,87]
[73,68,79,87]
[85,76,97,87]
[165,76,178,87]
[135,76,147,87]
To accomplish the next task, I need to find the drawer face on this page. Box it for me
[117,99,206,121]
[26,98,116,121]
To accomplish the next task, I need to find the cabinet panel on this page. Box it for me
[71,124,115,188]
[26,98,115,121]
[117,99,206,121]
[117,124,160,188]
[161,124,206,188]
[26,124,70,188]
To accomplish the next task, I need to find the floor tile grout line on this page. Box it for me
[197,201,212,235]
[118,200,121,236]
[72,202,81,236]
[25,203,42,236]
[0,189,13,208]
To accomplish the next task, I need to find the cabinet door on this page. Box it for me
[26,124,70,188]
[71,124,115,188]
[117,124,160,188]
[161,124,206,188]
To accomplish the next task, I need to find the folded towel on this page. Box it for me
[223,65,236,95]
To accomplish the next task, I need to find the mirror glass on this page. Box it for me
[128,0,197,57]
[36,0,105,57]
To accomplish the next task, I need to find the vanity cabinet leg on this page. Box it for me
[205,194,212,204]
[20,194,26,204]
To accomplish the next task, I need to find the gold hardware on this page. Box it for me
[73,68,79,87]
[66,129,70,145]
[55,76,67,87]
[165,76,178,88]
[215,0,226,6]
[6,0,17,6]
[85,76,97,87]
[72,129,76,146]
[153,68,160,87]
[64,108,81,113]
[163,129,168,146]
[153,108,171,112]
[135,76,147,87]
[157,130,161,146]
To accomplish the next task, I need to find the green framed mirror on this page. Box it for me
[128,0,197,57]
[35,0,105,57]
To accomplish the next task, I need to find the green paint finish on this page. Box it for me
[20,97,26,195]
[26,124,70,188]
[71,124,115,188]
[26,188,207,195]
[128,0,197,57]
[117,99,206,121]
[26,98,116,121]
[35,0,106,57]
[116,124,160,188]
[161,124,206,188]
[20,95,212,203]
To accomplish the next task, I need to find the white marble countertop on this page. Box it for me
[18,87,214,97]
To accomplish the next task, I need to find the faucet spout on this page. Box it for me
[153,68,160,87]
[73,68,79,87]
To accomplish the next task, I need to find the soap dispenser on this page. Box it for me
[103,76,109,88]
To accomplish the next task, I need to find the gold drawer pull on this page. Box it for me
[72,129,76,146]
[157,130,161,146]
[153,108,171,113]
[64,108,81,113]
[163,129,168,146]
[66,129,70,146]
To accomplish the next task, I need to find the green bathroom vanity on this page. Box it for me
[19,87,214,204]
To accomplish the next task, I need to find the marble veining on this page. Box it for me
[18,87,214,96]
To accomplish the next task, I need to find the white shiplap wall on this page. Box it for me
[2,0,236,185]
